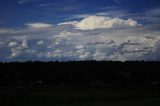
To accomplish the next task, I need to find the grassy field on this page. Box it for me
[1,86,160,106]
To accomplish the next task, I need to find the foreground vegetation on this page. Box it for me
[0,61,160,105]
[0,86,160,106]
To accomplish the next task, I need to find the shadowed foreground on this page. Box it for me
[0,86,160,106]
[0,61,160,106]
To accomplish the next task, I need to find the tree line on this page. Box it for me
[0,61,160,87]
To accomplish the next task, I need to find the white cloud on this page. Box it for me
[69,14,91,19]
[10,48,22,58]
[58,15,140,30]
[46,50,63,58]
[37,40,44,45]
[0,29,15,35]
[75,45,85,49]
[25,49,36,54]
[8,42,19,47]
[8,39,29,58]
[26,23,53,29]
[22,39,28,48]
[58,21,78,26]
[76,49,90,59]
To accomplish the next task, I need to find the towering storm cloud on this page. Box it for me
[59,16,139,30]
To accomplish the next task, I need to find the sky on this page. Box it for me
[0,0,160,61]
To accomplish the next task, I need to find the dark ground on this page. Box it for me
[1,86,160,106]
[0,61,160,106]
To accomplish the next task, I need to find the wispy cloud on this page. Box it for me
[25,23,53,28]
[17,0,29,4]
[37,3,52,7]
[17,0,41,4]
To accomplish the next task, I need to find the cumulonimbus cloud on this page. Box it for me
[1,19,160,61]
[58,15,140,30]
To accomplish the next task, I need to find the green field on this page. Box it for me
[1,86,160,106]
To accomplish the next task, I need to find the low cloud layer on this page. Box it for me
[59,15,139,30]
[0,15,160,61]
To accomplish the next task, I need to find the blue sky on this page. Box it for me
[1,0,160,27]
[0,0,160,61]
